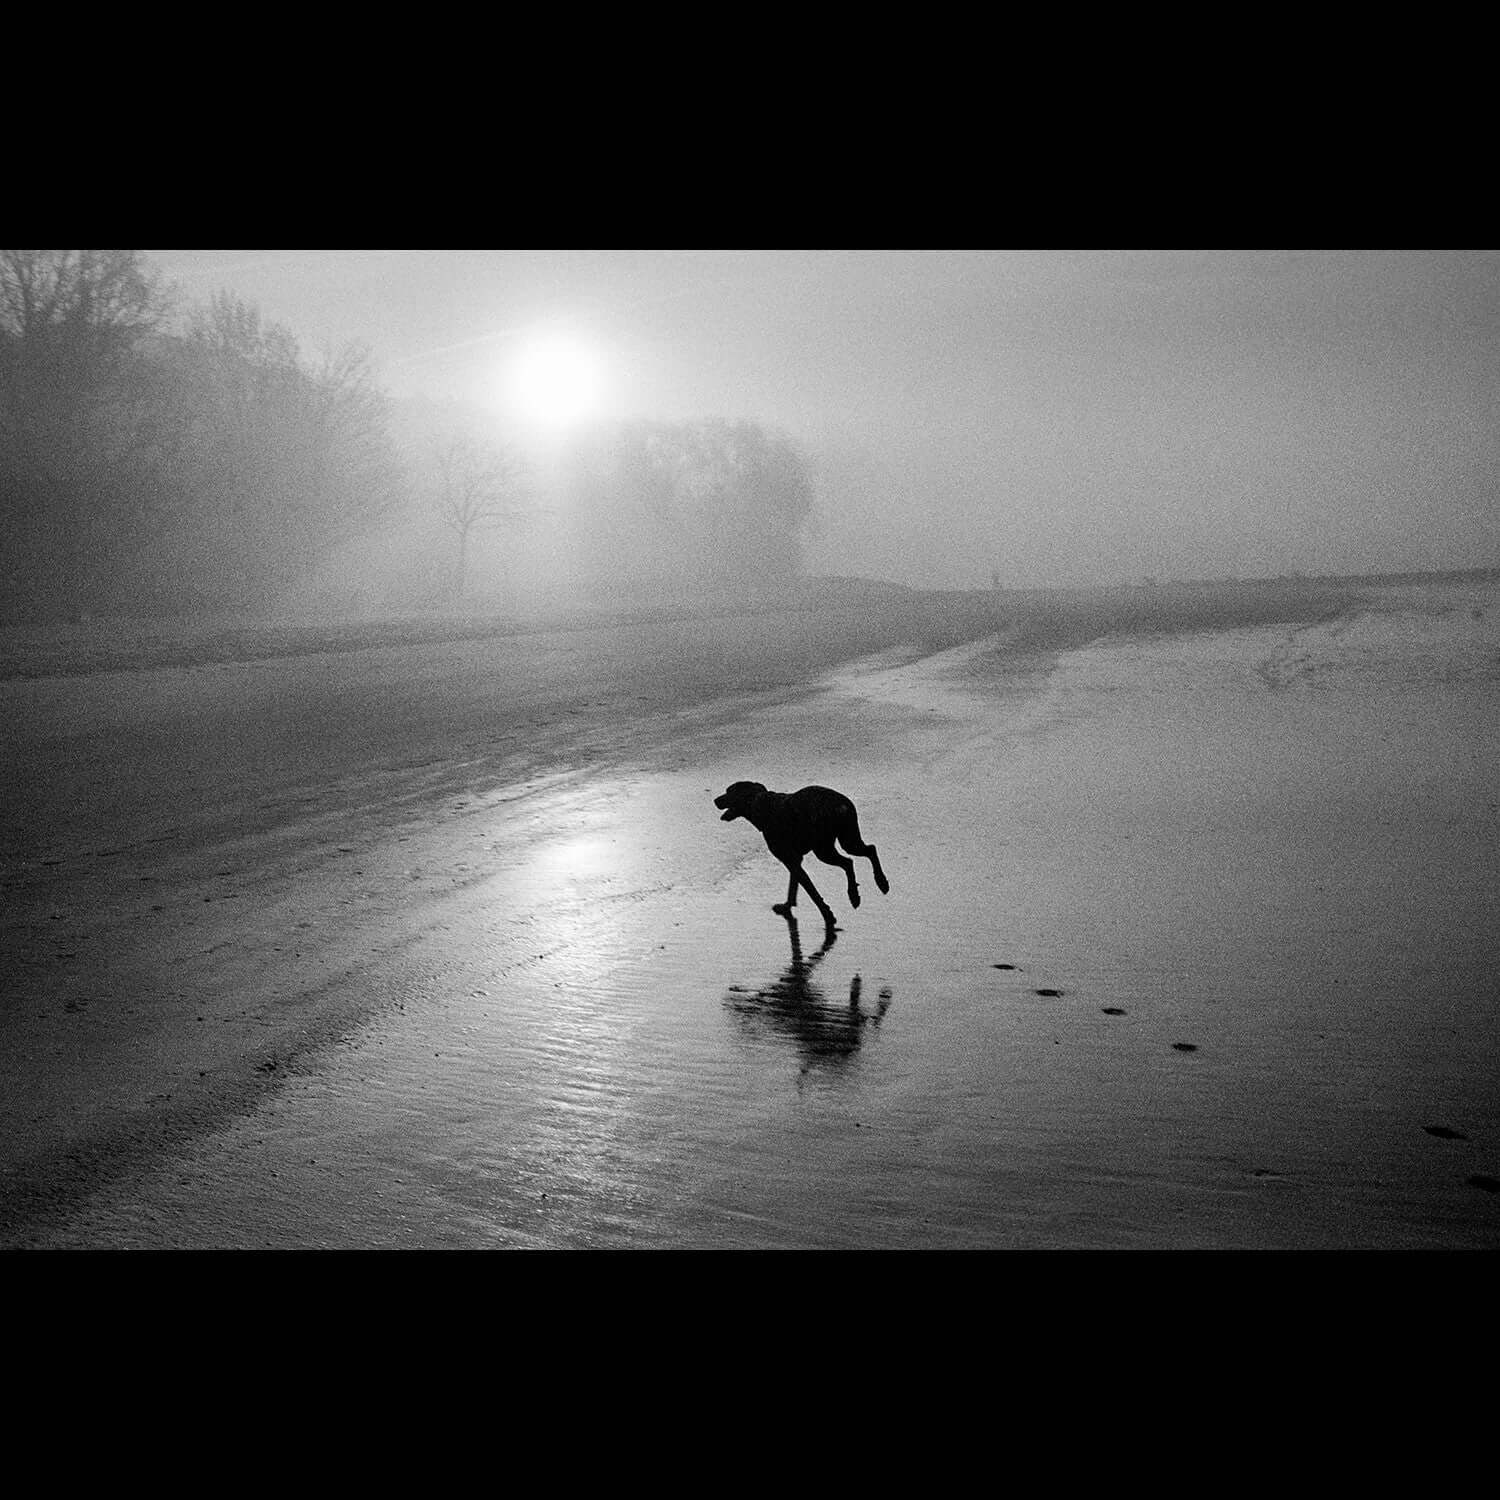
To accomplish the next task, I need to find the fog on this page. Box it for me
[5,250,1496,626]
[144,249,1500,595]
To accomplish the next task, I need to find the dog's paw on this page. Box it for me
[848,888,861,908]
[875,874,890,894]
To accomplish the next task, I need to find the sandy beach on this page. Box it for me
[2,576,1497,1249]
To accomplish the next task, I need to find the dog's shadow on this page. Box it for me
[723,913,891,1070]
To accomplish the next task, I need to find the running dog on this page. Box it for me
[714,781,889,927]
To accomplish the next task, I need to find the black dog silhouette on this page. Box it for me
[714,780,889,928]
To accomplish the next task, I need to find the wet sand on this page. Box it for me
[3,578,1497,1248]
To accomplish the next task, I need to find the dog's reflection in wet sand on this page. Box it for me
[725,912,892,1069]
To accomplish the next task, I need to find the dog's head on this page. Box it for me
[714,781,766,822]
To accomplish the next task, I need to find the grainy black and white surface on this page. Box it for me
[4,578,1496,1248]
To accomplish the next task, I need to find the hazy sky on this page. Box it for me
[147,249,1500,589]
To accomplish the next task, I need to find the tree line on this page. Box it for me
[562,417,815,607]
[1,250,816,623]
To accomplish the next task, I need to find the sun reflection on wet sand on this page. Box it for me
[532,834,617,885]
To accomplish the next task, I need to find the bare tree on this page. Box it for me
[433,432,527,600]
[0,249,172,366]
[166,294,406,609]
[1,251,175,617]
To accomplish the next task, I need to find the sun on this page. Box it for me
[503,328,605,430]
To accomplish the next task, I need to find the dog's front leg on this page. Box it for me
[772,859,800,917]
[795,865,836,930]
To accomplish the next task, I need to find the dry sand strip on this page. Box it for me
[6,575,1476,1248]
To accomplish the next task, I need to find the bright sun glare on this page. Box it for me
[503,328,605,430]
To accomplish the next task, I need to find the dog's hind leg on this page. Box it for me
[838,820,890,895]
[813,841,861,908]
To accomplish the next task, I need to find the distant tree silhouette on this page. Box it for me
[0,250,174,618]
[1,257,409,620]
[169,293,404,606]
[431,432,528,599]
[566,417,814,604]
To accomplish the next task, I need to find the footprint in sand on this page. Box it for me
[1423,1125,1469,1140]
[1102,1007,1126,1016]
[1466,1175,1500,1193]
[1034,988,1064,998]
[991,963,1018,971]
[1171,1042,1198,1052]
